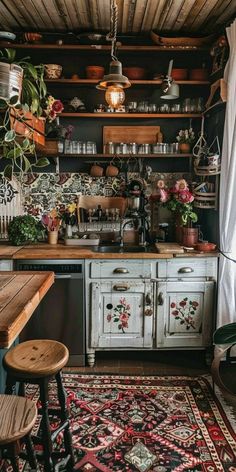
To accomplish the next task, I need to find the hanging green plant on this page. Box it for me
[0,48,51,179]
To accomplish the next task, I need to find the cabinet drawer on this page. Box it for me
[165,258,218,278]
[90,260,152,278]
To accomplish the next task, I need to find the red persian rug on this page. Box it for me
[1,374,236,471]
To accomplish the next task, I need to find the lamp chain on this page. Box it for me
[106,0,118,60]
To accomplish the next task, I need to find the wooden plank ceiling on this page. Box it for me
[0,0,235,35]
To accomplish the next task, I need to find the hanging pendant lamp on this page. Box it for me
[96,0,131,109]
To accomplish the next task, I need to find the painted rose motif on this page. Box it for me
[106,297,131,333]
[170,297,199,330]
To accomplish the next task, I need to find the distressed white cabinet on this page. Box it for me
[85,259,156,366]
[91,280,153,349]
[85,256,218,366]
[156,280,215,348]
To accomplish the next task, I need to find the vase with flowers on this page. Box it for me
[157,178,198,245]
[176,128,195,153]
[41,208,61,244]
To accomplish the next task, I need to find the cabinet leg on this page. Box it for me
[87,352,95,367]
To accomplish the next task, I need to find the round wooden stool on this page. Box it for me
[0,394,38,471]
[3,339,74,472]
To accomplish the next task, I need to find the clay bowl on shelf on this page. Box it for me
[44,64,62,79]
[86,65,105,79]
[189,68,208,80]
[195,242,217,252]
[171,68,188,80]
[123,67,146,79]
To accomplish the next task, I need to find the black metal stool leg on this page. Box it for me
[8,444,20,472]
[56,371,75,468]
[39,378,54,472]
[4,374,16,395]
[24,433,38,470]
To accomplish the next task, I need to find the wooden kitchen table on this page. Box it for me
[0,271,54,392]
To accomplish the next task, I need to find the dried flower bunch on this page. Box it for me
[157,178,198,226]
[176,128,195,144]
[41,208,61,231]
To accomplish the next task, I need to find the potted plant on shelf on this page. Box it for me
[0,48,61,178]
[157,178,198,246]
[176,128,195,153]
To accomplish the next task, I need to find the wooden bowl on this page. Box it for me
[123,67,146,79]
[86,66,104,79]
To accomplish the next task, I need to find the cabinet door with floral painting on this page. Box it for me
[156,280,215,348]
[91,281,153,349]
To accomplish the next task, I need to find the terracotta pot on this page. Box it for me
[90,164,103,177]
[106,164,119,177]
[171,68,188,80]
[48,230,58,245]
[195,242,216,252]
[189,68,208,80]
[182,227,199,247]
[123,67,146,79]
[86,66,104,79]
[179,142,191,154]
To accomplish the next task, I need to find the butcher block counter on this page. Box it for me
[0,243,218,260]
[0,271,54,349]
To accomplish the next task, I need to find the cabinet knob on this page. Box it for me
[178,267,194,273]
[113,284,130,291]
[113,267,129,274]
[157,292,164,305]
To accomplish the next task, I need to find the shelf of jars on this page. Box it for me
[59,112,202,118]
[45,153,192,158]
[45,79,210,85]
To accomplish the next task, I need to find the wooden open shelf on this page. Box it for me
[59,112,202,118]
[0,43,211,52]
[47,153,192,158]
[45,78,210,86]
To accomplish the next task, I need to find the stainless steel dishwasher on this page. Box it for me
[15,259,85,366]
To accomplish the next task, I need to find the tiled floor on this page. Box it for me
[66,350,210,376]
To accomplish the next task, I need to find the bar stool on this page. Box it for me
[3,339,75,472]
[0,394,38,471]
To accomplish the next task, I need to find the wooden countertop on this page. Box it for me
[0,271,54,349]
[0,243,218,260]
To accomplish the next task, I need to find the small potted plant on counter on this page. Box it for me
[176,128,195,154]
[8,215,44,245]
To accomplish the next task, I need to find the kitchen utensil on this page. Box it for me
[0,31,16,41]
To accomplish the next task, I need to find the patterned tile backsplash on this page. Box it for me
[0,171,190,239]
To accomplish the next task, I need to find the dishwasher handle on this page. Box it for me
[55,274,72,279]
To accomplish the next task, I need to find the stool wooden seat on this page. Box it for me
[3,339,74,472]
[0,394,38,471]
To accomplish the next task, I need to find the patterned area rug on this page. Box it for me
[1,374,236,471]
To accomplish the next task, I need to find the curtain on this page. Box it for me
[217,20,236,327]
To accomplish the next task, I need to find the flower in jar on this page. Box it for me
[177,189,194,204]
[174,179,188,192]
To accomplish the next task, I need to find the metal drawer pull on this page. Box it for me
[113,267,129,274]
[178,267,194,273]
[113,284,130,291]
[145,293,152,305]
[157,292,164,305]
[145,308,153,316]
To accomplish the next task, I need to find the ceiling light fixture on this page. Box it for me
[96,0,131,109]
[160,59,179,100]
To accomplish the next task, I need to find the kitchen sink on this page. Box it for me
[92,245,148,253]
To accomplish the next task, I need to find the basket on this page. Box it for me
[150,31,216,47]
[194,164,221,175]
[193,191,217,209]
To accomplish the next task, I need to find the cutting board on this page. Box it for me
[103,126,161,145]
[155,243,184,254]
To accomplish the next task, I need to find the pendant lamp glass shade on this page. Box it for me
[105,85,125,108]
